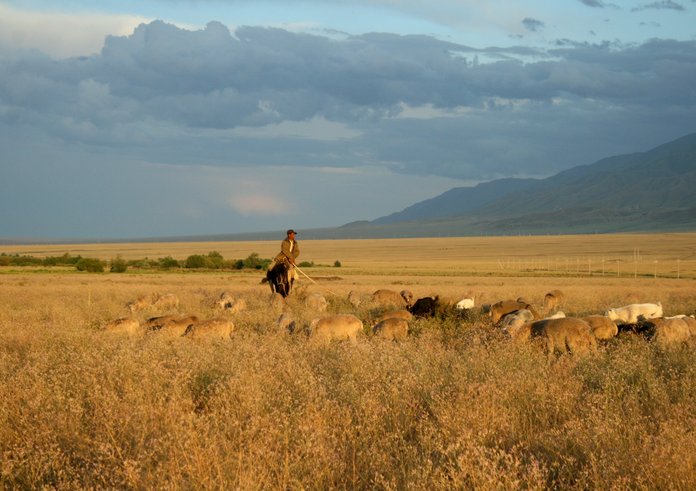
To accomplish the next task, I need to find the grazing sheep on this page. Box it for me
[651,317,692,349]
[370,289,413,309]
[152,293,180,311]
[128,293,179,313]
[375,309,414,323]
[144,314,199,336]
[347,290,363,307]
[512,317,597,356]
[305,292,328,313]
[215,292,246,313]
[456,297,475,310]
[605,302,663,325]
[372,317,409,341]
[103,317,141,337]
[499,309,535,337]
[277,312,297,333]
[582,315,618,340]
[543,311,566,320]
[309,314,363,344]
[409,296,439,318]
[490,300,539,324]
[183,317,234,340]
[543,290,565,313]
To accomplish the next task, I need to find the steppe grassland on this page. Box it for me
[1,234,696,489]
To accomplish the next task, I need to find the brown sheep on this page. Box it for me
[215,292,247,313]
[309,314,363,344]
[144,314,199,337]
[183,317,234,340]
[277,312,297,333]
[499,309,535,337]
[543,290,565,313]
[513,317,597,356]
[128,293,180,313]
[305,292,328,313]
[375,309,414,323]
[372,317,409,341]
[370,289,414,309]
[582,315,618,340]
[103,317,141,337]
[651,318,692,350]
[490,300,539,324]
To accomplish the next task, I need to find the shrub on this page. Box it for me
[334,260,342,267]
[75,258,104,273]
[298,261,315,268]
[185,255,207,269]
[109,255,128,273]
[158,256,181,270]
[243,253,270,270]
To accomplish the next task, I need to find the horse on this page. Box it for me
[263,261,294,298]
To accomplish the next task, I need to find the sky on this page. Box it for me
[1,0,695,239]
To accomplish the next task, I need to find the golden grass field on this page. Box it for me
[1,233,695,489]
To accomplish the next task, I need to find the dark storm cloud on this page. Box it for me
[1,20,695,182]
[632,1,685,11]
[522,18,545,32]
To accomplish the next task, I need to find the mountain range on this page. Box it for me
[326,131,696,238]
[3,132,695,244]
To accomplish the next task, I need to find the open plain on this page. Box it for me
[1,233,696,489]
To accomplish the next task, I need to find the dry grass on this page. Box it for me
[1,234,696,489]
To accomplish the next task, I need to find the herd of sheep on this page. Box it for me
[103,287,696,354]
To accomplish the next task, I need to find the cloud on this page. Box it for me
[632,1,686,11]
[2,18,696,238]
[0,4,150,59]
[522,18,545,32]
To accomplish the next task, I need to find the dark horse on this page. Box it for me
[263,261,294,298]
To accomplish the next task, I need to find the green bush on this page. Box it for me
[334,260,342,267]
[158,256,181,269]
[109,255,128,273]
[75,258,104,273]
[185,255,207,269]
[298,261,314,268]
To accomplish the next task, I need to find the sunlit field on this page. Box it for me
[1,234,695,489]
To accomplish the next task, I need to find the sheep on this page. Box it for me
[103,317,141,337]
[215,292,246,313]
[151,293,180,311]
[651,317,693,349]
[127,293,179,313]
[375,309,413,323]
[543,290,565,313]
[490,300,539,324]
[456,297,475,310]
[499,309,535,337]
[409,296,439,318]
[309,314,363,344]
[372,317,409,341]
[370,289,413,309]
[512,317,597,356]
[582,315,618,340]
[543,311,566,320]
[144,314,199,337]
[305,292,328,313]
[605,302,663,325]
[347,290,363,307]
[277,312,297,333]
[183,317,234,340]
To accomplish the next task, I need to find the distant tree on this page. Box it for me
[334,260,342,267]
[110,255,128,273]
[158,256,181,269]
[76,258,104,273]
[185,254,206,269]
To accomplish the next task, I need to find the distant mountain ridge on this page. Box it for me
[358,131,696,236]
[3,132,694,245]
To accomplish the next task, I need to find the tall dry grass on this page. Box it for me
[1,269,696,489]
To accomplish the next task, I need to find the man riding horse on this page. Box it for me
[265,229,300,297]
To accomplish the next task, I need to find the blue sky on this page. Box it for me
[1,0,695,239]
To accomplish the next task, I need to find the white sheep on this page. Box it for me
[605,302,663,324]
